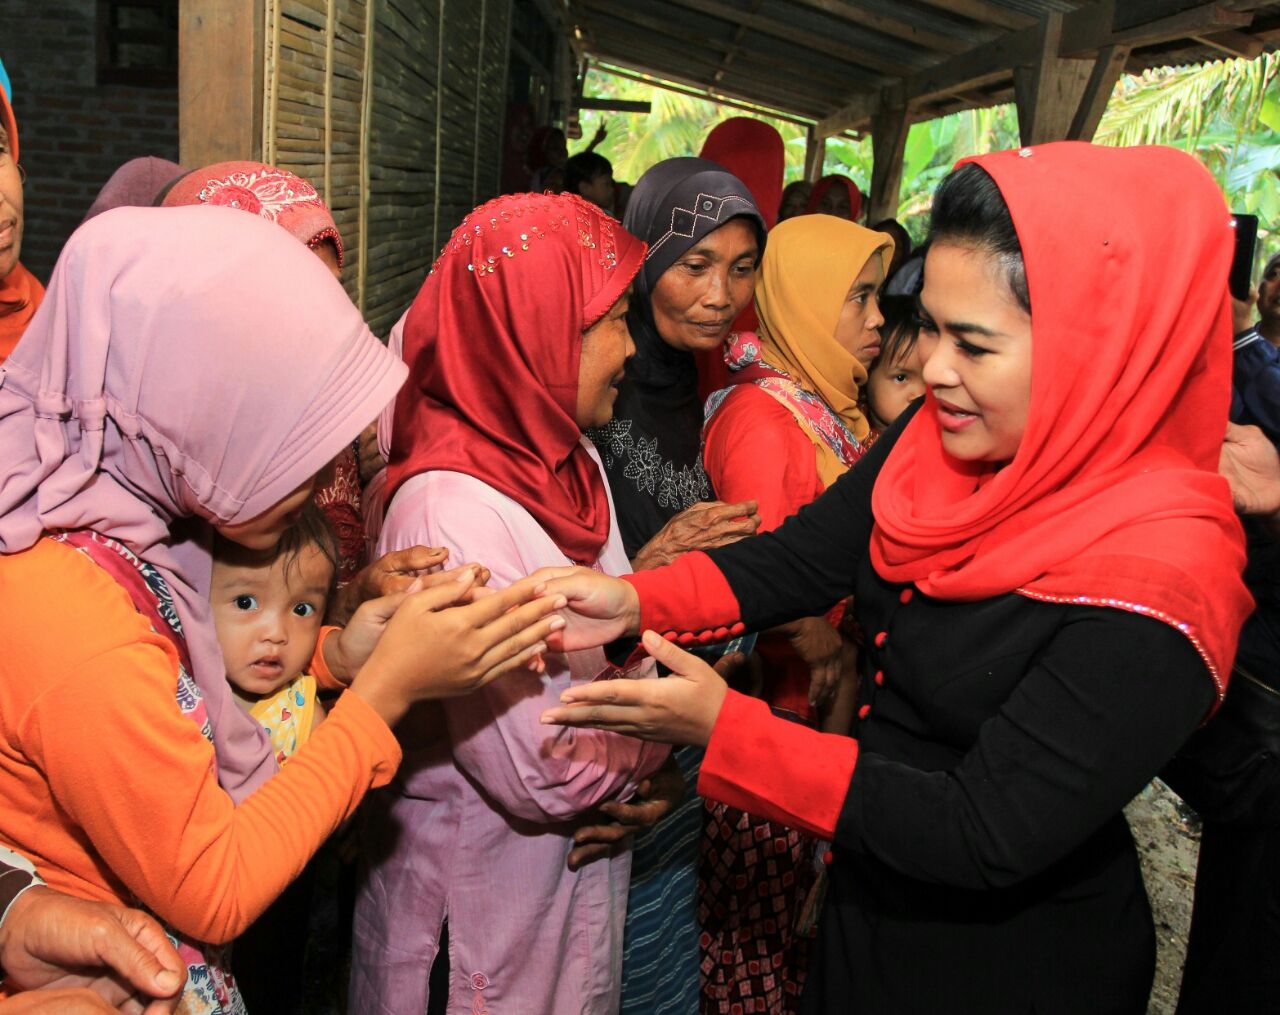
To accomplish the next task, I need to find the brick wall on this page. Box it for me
[0,0,179,282]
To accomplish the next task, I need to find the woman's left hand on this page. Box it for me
[326,545,455,627]
[540,630,728,746]
[566,756,687,871]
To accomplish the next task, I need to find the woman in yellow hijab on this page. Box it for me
[698,213,890,1015]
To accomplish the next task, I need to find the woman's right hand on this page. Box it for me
[349,570,567,727]
[631,500,760,572]
[528,566,641,652]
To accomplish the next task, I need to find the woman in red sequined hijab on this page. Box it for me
[387,191,646,563]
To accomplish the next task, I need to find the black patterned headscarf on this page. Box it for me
[589,157,766,558]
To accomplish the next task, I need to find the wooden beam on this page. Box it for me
[661,0,913,77]
[587,46,821,117]
[869,102,909,222]
[588,30,834,111]
[576,2,872,94]
[179,0,264,166]
[804,125,825,182]
[1068,44,1131,140]
[910,0,1032,31]
[818,0,1257,137]
[789,0,968,53]
[711,0,765,86]
[1014,12,1094,146]
[575,98,652,112]
[1191,29,1265,56]
[594,60,816,126]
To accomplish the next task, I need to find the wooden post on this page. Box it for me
[179,0,264,167]
[803,125,825,182]
[1067,43,1131,140]
[868,103,909,224]
[1013,12,1094,146]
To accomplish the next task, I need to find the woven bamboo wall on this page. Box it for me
[261,0,513,336]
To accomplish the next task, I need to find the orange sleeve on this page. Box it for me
[6,545,400,945]
[311,626,345,692]
[704,386,824,532]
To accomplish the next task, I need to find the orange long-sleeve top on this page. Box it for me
[0,538,402,946]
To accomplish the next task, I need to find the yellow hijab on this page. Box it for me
[753,214,892,486]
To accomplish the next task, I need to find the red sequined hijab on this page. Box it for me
[870,143,1252,704]
[387,192,646,565]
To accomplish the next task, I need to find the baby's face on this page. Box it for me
[211,542,332,699]
[866,343,927,429]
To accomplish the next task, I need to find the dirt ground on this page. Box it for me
[1127,779,1202,1015]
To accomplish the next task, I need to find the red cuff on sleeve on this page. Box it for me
[698,689,859,841]
[622,551,743,643]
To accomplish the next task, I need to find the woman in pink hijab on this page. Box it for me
[161,160,403,595]
[0,206,563,1013]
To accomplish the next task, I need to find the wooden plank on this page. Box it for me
[180,0,264,165]
[575,97,652,112]
[594,59,817,126]
[789,0,968,53]
[909,0,1032,31]
[1191,29,1265,56]
[661,0,912,77]
[803,125,825,182]
[868,101,908,222]
[1014,12,1094,146]
[1068,43,1131,140]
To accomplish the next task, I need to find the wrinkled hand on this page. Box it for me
[0,989,120,1013]
[632,500,761,572]
[1220,422,1280,518]
[350,571,567,727]
[327,545,455,627]
[0,887,184,1014]
[567,756,686,871]
[356,422,386,487]
[1231,289,1258,337]
[541,631,728,746]
[778,616,844,708]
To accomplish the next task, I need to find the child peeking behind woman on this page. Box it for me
[212,504,337,765]
[864,294,927,437]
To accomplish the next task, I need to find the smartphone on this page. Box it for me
[1229,213,1259,301]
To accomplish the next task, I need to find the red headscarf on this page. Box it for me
[162,161,344,267]
[0,84,43,363]
[700,118,785,231]
[387,192,646,564]
[806,174,863,221]
[870,142,1252,707]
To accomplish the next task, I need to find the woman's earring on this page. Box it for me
[16,163,26,184]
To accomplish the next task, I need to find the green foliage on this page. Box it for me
[581,53,1280,274]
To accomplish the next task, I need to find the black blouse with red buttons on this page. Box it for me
[625,402,1213,1015]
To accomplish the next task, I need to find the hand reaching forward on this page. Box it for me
[350,571,567,727]
[631,500,760,572]
[541,631,728,747]
[567,756,687,871]
[1220,421,1280,518]
[326,545,457,626]
[0,887,184,1014]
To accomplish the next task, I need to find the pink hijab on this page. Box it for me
[0,206,406,801]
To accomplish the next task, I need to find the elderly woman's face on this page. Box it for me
[649,218,759,354]
[0,124,24,280]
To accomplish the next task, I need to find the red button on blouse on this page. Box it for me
[874,669,885,687]
[899,588,914,605]
[857,704,871,720]
[874,630,888,649]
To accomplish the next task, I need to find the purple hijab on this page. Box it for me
[83,157,189,222]
[0,206,407,801]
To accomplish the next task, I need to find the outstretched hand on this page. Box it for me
[540,630,728,746]
[327,545,456,626]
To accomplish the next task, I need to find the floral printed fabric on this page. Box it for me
[705,333,867,470]
[592,417,712,512]
[51,530,247,1015]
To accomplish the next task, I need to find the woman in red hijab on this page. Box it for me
[807,173,863,221]
[537,143,1253,1014]
[0,78,42,363]
[352,192,671,1014]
